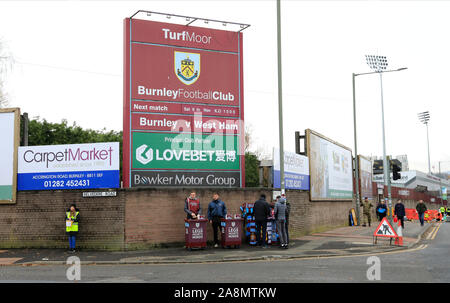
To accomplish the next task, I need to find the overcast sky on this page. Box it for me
[1,0,449,173]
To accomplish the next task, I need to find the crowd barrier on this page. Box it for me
[405,208,440,221]
[405,208,418,220]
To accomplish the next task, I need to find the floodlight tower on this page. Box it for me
[418,111,431,174]
[365,55,392,223]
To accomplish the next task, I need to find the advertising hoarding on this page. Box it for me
[132,132,239,170]
[273,148,309,190]
[123,18,244,188]
[306,129,353,201]
[17,142,120,190]
[359,155,373,200]
[0,108,20,204]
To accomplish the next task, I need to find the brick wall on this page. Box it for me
[372,182,446,205]
[0,188,445,250]
[286,190,353,237]
[0,189,125,250]
[124,187,272,249]
[124,189,354,248]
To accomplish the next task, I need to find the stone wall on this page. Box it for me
[0,189,125,250]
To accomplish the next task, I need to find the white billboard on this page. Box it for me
[18,142,120,190]
[307,129,353,201]
[0,108,20,203]
[273,148,309,190]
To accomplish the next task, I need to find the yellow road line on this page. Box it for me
[427,225,438,240]
[430,223,442,240]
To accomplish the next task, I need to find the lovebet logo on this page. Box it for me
[136,145,153,165]
[132,133,239,170]
[135,145,217,164]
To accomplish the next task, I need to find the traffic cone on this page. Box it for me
[395,219,403,246]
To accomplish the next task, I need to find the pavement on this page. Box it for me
[0,221,434,266]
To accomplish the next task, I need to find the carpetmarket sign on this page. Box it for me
[18,142,120,190]
[133,132,239,170]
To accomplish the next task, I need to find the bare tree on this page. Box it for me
[244,123,253,153]
[244,123,272,160]
[0,39,13,108]
[0,86,8,108]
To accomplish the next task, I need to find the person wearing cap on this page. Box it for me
[360,197,373,227]
[65,204,80,253]
[184,191,202,219]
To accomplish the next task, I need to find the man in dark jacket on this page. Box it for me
[207,193,227,248]
[394,199,406,229]
[253,194,270,248]
[416,200,427,226]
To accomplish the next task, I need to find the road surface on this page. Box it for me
[0,223,447,283]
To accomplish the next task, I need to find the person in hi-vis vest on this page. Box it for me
[66,204,80,253]
[184,191,202,219]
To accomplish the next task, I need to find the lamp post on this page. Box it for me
[276,0,285,195]
[418,111,431,174]
[352,55,407,225]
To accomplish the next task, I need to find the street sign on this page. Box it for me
[82,191,117,198]
[17,142,120,191]
[373,217,398,238]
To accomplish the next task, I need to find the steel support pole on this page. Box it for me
[352,73,361,225]
[277,0,285,195]
[379,72,392,224]
[426,123,431,174]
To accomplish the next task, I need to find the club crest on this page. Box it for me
[174,51,200,85]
